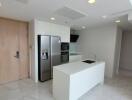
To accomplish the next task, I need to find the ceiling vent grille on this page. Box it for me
[55,7,86,20]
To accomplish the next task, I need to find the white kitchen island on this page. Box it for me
[53,60,105,100]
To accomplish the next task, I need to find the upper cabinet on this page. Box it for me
[33,19,70,42]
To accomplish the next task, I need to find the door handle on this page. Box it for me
[14,51,20,59]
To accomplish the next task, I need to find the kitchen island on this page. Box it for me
[53,60,105,100]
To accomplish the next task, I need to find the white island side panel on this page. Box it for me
[53,62,105,100]
[53,69,70,100]
[69,63,105,100]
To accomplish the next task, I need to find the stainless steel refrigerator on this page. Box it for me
[38,35,61,82]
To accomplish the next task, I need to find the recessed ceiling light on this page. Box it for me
[50,17,55,21]
[82,26,86,29]
[102,15,107,19]
[0,2,2,7]
[115,20,120,23]
[88,0,96,4]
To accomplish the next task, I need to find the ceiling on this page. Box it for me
[0,0,132,30]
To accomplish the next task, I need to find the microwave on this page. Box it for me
[61,42,69,51]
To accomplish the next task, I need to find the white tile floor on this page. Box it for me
[0,75,132,100]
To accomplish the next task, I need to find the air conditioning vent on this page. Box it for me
[55,7,86,20]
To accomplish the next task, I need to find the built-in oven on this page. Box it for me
[61,51,69,64]
[61,42,69,64]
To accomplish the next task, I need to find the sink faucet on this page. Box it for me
[94,54,96,61]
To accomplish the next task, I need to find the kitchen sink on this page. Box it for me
[82,60,95,64]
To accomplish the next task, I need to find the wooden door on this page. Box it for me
[18,22,29,79]
[0,18,29,84]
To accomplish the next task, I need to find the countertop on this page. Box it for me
[54,61,105,75]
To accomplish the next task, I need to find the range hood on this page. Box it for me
[70,34,79,42]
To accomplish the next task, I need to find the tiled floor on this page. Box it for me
[80,75,132,100]
[119,69,132,77]
[0,75,132,100]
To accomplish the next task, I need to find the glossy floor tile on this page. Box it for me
[0,76,132,100]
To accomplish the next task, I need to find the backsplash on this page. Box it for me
[70,43,79,53]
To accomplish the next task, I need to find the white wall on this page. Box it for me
[119,31,132,71]
[77,23,118,78]
[34,20,70,42]
[29,19,70,82]
[29,20,36,81]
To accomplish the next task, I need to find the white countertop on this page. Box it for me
[54,61,105,75]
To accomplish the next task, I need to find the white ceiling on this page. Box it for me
[0,0,132,30]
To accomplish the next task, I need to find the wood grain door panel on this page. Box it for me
[19,22,29,79]
[0,18,29,84]
[0,19,19,84]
